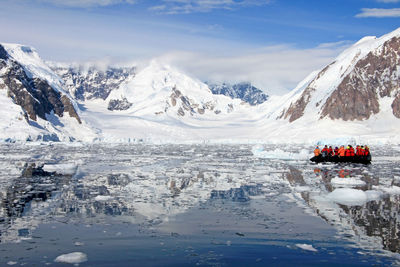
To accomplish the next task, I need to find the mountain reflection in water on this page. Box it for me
[0,144,399,265]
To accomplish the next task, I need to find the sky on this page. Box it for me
[1,0,400,94]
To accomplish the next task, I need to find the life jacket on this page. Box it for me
[365,148,370,156]
[328,147,333,156]
[338,147,345,157]
[356,147,362,156]
[349,147,355,156]
[314,148,321,156]
[334,148,339,156]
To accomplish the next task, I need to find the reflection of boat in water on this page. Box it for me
[310,155,371,164]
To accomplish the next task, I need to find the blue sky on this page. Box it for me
[1,0,400,93]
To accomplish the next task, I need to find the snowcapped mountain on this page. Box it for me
[105,61,242,117]
[3,27,400,144]
[50,63,135,101]
[206,82,269,105]
[280,28,400,123]
[0,43,95,142]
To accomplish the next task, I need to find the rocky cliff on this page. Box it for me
[50,64,135,101]
[0,44,81,124]
[281,29,400,122]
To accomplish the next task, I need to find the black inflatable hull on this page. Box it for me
[310,155,371,165]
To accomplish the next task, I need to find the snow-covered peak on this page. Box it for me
[281,26,400,123]
[2,43,66,94]
[106,60,238,117]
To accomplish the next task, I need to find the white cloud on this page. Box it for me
[150,0,270,14]
[155,42,349,95]
[376,0,400,3]
[356,8,400,18]
[36,0,137,8]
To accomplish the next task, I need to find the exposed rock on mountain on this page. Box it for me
[0,44,81,124]
[50,64,135,101]
[106,61,240,118]
[281,29,400,122]
[107,97,132,111]
[207,82,268,105]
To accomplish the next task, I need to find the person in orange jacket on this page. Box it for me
[338,145,345,157]
[314,146,321,157]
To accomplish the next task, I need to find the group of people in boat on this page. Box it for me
[311,145,371,164]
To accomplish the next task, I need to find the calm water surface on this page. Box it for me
[0,144,399,266]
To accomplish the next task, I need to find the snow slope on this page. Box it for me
[0,43,97,142]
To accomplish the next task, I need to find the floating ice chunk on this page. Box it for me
[294,186,311,192]
[296,243,318,252]
[331,177,366,187]
[374,185,400,195]
[43,163,77,175]
[54,252,87,264]
[7,261,17,265]
[327,188,382,206]
[94,195,113,201]
[251,146,310,160]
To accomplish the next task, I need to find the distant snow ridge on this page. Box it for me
[50,63,135,101]
[207,82,268,105]
[106,61,242,117]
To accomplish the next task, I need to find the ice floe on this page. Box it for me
[296,243,318,252]
[331,177,366,187]
[54,252,87,264]
[43,163,77,175]
[326,188,382,206]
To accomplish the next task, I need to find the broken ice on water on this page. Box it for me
[0,143,399,265]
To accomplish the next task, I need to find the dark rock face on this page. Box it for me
[284,35,400,122]
[282,63,332,122]
[0,45,81,123]
[392,94,400,118]
[282,87,314,122]
[321,37,400,121]
[0,45,9,60]
[167,86,217,116]
[107,97,132,111]
[207,82,268,105]
[51,65,135,101]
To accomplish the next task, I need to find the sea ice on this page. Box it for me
[251,145,310,160]
[331,177,366,187]
[296,243,318,252]
[54,252,88,264]
[43,163,77,175]
[94,195,113,201]
[326,188,382,206]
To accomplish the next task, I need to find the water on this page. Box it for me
[0,144,399,266]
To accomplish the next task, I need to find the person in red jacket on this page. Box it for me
[349,145,355,156]
[321,145,329,157]
[359,146,365,156]
[328,146,333,157]
[345,145,355,157]
[356,145,362,156]
[334,147,339,156]
[364,146,370,156]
